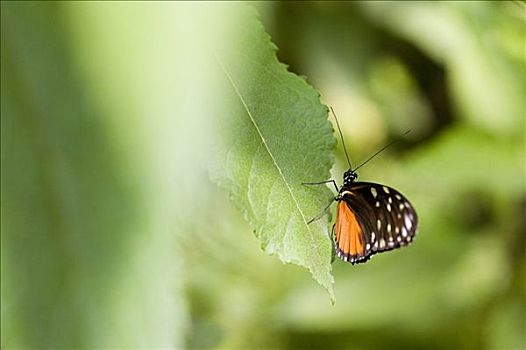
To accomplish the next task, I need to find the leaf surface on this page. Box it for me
[212,7,336,298]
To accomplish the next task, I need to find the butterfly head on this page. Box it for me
[343,170,358,186]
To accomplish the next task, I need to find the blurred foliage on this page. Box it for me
[1,2,525,350]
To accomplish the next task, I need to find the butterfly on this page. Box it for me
[303,107,418,264]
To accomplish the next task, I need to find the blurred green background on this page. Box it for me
[1,2,525,349]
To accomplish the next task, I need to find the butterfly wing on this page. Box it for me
[334,200,367,263]
[334,182,418,264]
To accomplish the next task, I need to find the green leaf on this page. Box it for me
[211,7,336,298]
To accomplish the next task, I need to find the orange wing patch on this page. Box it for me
[335,201,365,262]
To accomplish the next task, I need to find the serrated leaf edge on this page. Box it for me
[217,57,328,276]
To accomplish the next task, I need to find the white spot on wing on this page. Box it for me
[387,223,391,233]
[383,186,390,194]
[387,203,392,212]
[379,238,386,248]
[371,187,378,198]
[402,227,408,237]
[366,243,370,250]
[388,197,392,204]
[375,201,380,207]
[399,203,404,210]
[404,215,413,230]
[377,219,382,230]
[371,232,376,242]
[395,194,402,200]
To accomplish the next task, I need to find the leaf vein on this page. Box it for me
[218,58,320,261]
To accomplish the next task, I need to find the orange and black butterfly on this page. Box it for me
[304,107,418,265]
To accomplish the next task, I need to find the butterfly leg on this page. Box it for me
[302,179,339,193]
[306,199,335,224]
[330,224,336,264]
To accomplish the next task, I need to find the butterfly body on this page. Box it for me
[303,107,418,265]
[333,170,418,264]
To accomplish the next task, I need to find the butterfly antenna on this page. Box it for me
[330,107,353,170]
[353,130,411,172]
